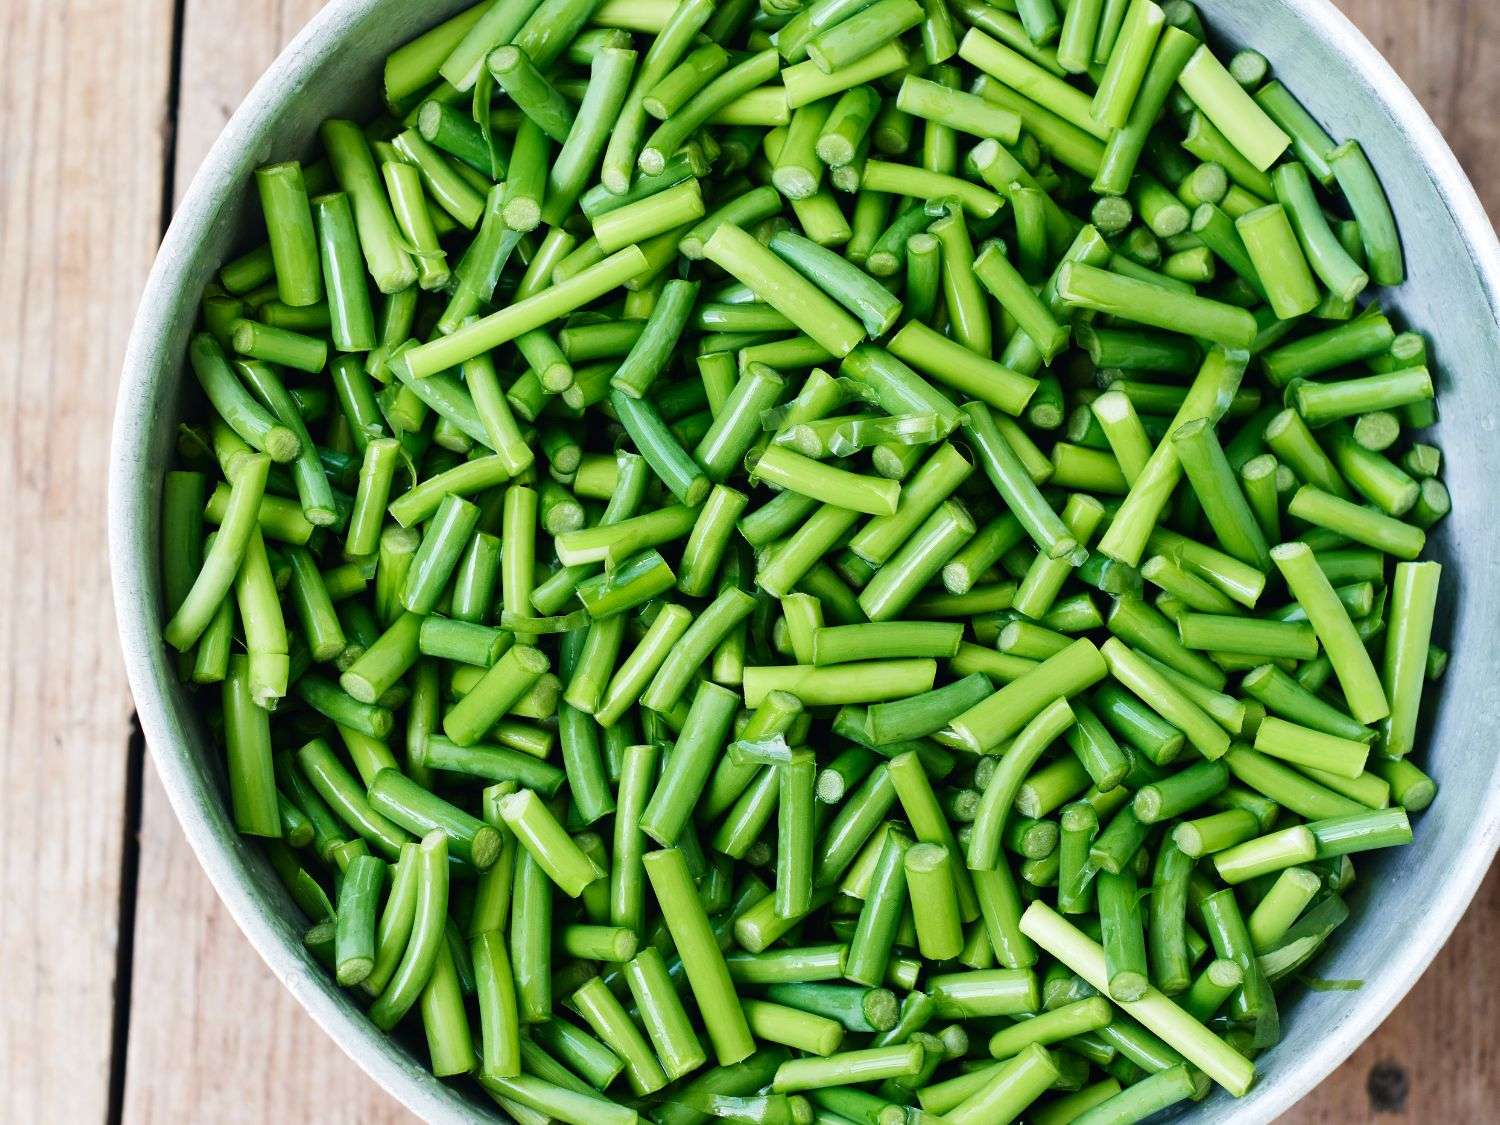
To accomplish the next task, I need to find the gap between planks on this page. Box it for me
[0,0,174,1122]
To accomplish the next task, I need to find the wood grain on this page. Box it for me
[1285,866,1500,1122]
[119,2,414,1121]
[1335,0,1500,220]
[170,0,328,199]
[0,1,174,1121]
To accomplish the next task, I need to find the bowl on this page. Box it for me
[110,0,1500,1119]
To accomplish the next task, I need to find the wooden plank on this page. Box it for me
[170,0,330,197]
[121,2,412,1122]
[1335,0,1500,220]
[116,1,1498,1123]
[1285,867,1500,1123]
[0,0,174,1120]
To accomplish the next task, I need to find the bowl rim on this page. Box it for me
[110,0,1500,1121]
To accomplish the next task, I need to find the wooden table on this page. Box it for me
[1,1,1494,1121]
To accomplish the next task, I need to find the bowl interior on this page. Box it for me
[111,1,1500,1121]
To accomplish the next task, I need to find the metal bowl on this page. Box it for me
[110,0,1500,1120]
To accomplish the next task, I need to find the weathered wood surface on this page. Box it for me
[1287,868,1500,1122]
[0,1,174,1122]
[0,0,1492,1122]
[1336,0,1500,221]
